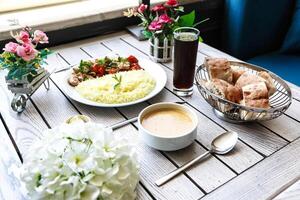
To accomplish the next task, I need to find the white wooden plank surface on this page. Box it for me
[274,179,300,200]
[202,138,300,200]
[136,184,153,200]
[0,119,25,200]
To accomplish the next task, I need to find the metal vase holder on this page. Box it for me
[149,37,173,63]
[5,68,51,113]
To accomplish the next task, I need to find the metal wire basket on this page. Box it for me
[195,61,292,123]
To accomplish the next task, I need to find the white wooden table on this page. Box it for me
[1,31,300,200]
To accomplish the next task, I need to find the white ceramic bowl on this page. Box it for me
[138,102,198,151]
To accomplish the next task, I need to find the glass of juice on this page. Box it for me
[173,27,199,96]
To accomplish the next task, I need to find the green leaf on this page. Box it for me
[113,74,122,90]
[142,30,152,39]
[199,36,203,43]
[178,10,195,27]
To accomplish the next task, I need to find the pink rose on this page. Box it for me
[138,4,148,13]
[148,20,163,31]
[16,30,31,44]
[3,42,19,53]
[151,4,166,12]
[165,0,178,7]
[158,14,173,24]
[33,30,49,44]
[16,43,37,61]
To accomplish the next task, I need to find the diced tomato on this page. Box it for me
[97,66,106,77]
[130,63,142,70]
[91,63,100,73]
[108,68,118,74]
[127,55,138,63]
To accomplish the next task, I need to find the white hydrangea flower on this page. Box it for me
[19,122,139,200]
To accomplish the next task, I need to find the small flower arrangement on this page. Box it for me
[18,120,139,200]
[124,0,203,40]
[0,27,51,81]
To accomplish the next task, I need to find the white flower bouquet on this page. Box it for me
[19,120,139,200]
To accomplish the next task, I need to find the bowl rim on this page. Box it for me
[138,102,198,139]
[195,60,292,113]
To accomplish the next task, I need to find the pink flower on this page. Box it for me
[16,43,37,61]
[148,20,163,31]
[3,42,19,53]
[151,4,166,12]
[33,30,49,44]
[16,30,31,44]
[165,0,178,7]
[138,4,148,13]
[158,14,173,24]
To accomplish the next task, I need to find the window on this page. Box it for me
[0,0,139,40]
[0,0,79,13]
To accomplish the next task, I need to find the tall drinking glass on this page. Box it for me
[173,27,199,96]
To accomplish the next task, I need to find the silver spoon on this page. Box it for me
[155,131,239,186]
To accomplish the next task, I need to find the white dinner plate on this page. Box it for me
[60,58,167,107]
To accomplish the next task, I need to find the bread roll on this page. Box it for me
[239,82,270,120]
[226,85,243,103]
[205,78,229,98]
[242,82,269,100]
[258,71,276,96]
[235,73,266,88]
[205,57,233,83]
[232,69,246,84]
[205,79,242,103]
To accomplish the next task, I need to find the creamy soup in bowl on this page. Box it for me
[138,102,198,151]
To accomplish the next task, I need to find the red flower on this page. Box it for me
[148,20,163,31]
[151,4,166,12]
[138,3,148,13]
[165,0,178,7]
[158,14,173,24]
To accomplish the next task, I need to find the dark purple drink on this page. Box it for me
[173,28,199,96]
